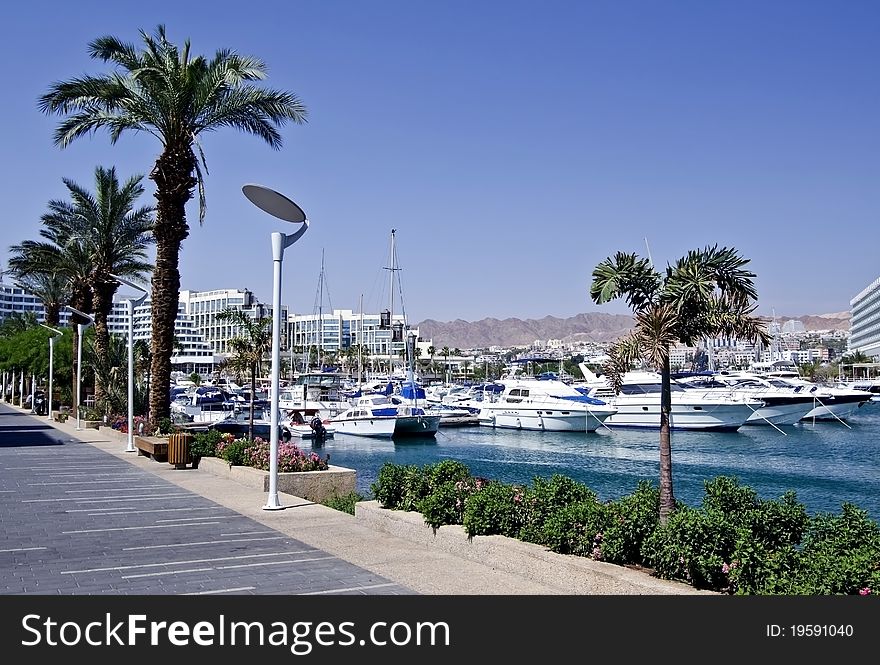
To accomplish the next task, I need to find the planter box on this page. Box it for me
[133,435,168,462]
[82,420,102,430]
[198,456,355,503]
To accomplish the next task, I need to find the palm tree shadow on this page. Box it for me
[0,425,65,447]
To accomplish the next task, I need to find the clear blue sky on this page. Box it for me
[2,0,877,323]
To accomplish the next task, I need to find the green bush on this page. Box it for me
[218,438,248,466]
[783,503,880,595]
[323,491,364,515]
[462,481,526,538]
[642,505,741,590]
[541,498,608,557]
[422,459,471,494]
[519,474,598,545]
[370,463,427,511]
[191,430,222,459]
[600,480,660,565]
[418,476,487,530]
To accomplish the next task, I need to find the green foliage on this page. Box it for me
[218,438,248,466]
[370,462,427,511]
[153,417,176,436]
[600,481,661,565]
[642,505,740,590]
[518,474,597,544]
[322,491,364,515]
[541,498,608,557]
[418,476,486,531]
[784,503,880,595]
[368,462,880,595]
[462,481,526,538]
[191,430,222,459]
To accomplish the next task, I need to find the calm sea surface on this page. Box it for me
[303,402,880,522]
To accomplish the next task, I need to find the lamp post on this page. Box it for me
[242,183,310,510]
[39,324,63,421]
[65,305,95,430]
[109,274,148,452]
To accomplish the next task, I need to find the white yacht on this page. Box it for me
[757,371,871,421]
[332,393,441,438]
[276,372,352,420]
[673,371,817,426]
[329,401,397,438]
[589,371,764,432]
[477,377,617,432]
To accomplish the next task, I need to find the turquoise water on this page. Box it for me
[304,402,880,521]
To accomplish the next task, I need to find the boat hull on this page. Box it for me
[604,400,756,431]
[478,406,616,432]
[332,416,397,438]
[393,415,441,436]
[741,396,816,426]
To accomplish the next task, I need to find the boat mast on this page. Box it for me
[384,229,398,380]
[358,293,364,391]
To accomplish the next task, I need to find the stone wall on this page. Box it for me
[198,456,356,503]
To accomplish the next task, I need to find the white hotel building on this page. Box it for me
[6,275,423,376]
[849,276,880,359]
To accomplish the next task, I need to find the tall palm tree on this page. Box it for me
[590,245,770,522]
[39,24,308,421]
[59,166,154,406]
[442,346,450,383]
[216,308,272,441]
[9,273,68,327]
[8,198,94,410]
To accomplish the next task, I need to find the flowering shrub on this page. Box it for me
[243,438,329,472]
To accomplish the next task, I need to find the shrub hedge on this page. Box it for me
[369,461,880,595]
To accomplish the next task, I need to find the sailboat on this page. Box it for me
[377,229,440,437]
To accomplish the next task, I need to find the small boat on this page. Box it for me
[280,409,335,440]
[330,401,398,438]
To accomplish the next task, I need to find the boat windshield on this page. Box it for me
[619,382,686,395]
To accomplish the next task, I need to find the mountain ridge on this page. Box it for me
[415,312,850,349]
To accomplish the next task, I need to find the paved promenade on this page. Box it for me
[0,402,702,595]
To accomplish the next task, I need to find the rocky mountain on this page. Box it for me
[415,312,850,349]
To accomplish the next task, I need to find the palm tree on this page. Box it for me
[216,308,272,441]
[8,198,95,410]
[57,166,154,405]
[442,346,450,383]
[10,273,68,327]
[590,245,769,522]
[427,345,436,380]
[39,24,308,421]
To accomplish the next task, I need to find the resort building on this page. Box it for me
[849,277,880,359]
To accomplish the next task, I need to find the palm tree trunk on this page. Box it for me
[91,282,114,408]
[249,366,256,442]
[659,354,675,522]
[149,148,195,423]
[149,234,183,423]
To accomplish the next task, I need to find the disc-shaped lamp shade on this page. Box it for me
[242,184,307,223]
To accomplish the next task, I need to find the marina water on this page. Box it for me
[305,402,880,522]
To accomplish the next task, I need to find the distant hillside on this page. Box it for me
[415,312,850,349]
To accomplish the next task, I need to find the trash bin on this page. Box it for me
[167,432,193,470]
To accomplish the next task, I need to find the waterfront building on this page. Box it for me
[849,277,880,359]
[290,308,421,374]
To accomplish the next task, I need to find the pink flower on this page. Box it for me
[721,563,730,574]
[859,588,871,596]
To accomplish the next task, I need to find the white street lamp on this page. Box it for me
[65,305,95,430]
[109,274,148,452]
[39,324,63,420]
[242,183,310,511]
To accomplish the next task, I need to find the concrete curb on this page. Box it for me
[356,500,714,595]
